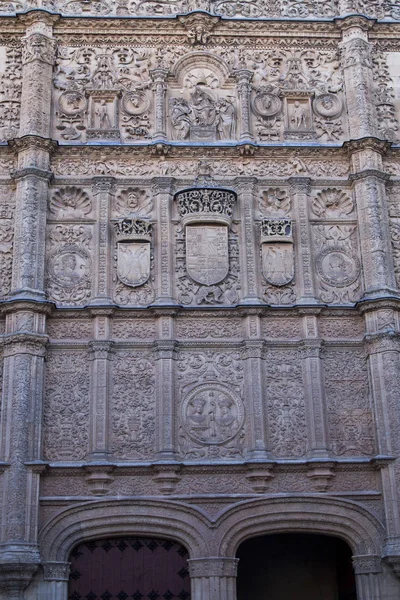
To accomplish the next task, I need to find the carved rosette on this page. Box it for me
[175,187,239,305]
[112,218,153,292]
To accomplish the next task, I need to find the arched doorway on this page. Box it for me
[236,533,357,600]
[68,537,191,600]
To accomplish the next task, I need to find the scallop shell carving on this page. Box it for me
[49,187,91,219]
[312,188,354,218]
[115,187,153,217]
[259,188,290,216]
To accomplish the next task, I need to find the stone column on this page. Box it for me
[289,177,316,304]
[91,177,115,304]
[42,562,70,600]
[152,178,175,304]
[0,305,50,599]
[352,555,382,600]
[188,558,238,600]
[234,69,253,141]
[155,313,177,460]
[236,178,260,303]
[243,314,270,459]
[362,302,400,575]
[150,68,168,141]
[88,319,113,459]
[300,313,330,460]
[337,16,377,139]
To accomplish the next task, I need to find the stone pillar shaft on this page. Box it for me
[237,179,259,303]
[155,316,177,459]
[92,178,115,303]
[153,178,174,304]
[353,555,382,600]
[234,69,253,141]
[89,329,113,459]
[151,68,168,140]
[188,558,238,600]
[289,177,315,302]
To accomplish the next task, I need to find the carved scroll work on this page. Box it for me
[112,217,152,288]
[175,188,237,304]
[260,218,294,287]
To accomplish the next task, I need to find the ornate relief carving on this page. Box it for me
[177,351,245,459]
[112,318,155,339]
[372,51,399,142]
[111,351,155,459]
[0,207,14,298]
[350,0,400,21]
[264,349,307,457]
[259,188,290,217]
[46,224,92,305]
[324,349,374,456]
[0,47,22,141]
[43,351,90,460]
[390,220,400,288]
[49,187,92,219]
[22,34,56,66]
[46,319,92,339]
[54,46,153,142]
[113,187,153,217]
[312,224,361,303]
[176,317,242,338]
[260,218,294,287]
[311,189,354,219]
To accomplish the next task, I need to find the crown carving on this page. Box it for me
[175,187,236,226]
[260,218,293,243]
[112,218,152,242]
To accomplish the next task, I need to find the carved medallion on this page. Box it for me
[262,243,294,286]
[316,248,360,287]
[49,247,91,288]
[182,383,244,445]
[313,93,343,120]
[58,91,87,115]
[117,242,150,287]
[122,90,150,115]
[186,224,229,285]
[252,91,282,118]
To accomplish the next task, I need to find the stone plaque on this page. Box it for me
[182,383,244,445]
[117,241,150,287]
[316,248,360,287]
[262,243,294,286]
[186,224,229,285]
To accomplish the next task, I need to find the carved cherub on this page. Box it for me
[115,187,153,217]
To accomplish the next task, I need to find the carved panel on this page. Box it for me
[0,187,14,298]
[111,318,155,339]
[372,51,399,143]
[176,317,242,339]
[389,186,400,288]
[111,350,156,459]
[43,350,90,460]
[0,46,22,141]
[47,319,92,340]
[264,349,307,458]
[324,348,374,457]
[177,350,246,459]
[46,223,93,306]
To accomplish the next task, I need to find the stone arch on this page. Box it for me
[169,51,232,88]
[216,496,385,557]
[39,498,211,563]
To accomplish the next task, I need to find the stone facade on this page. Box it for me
[0,2,400,599]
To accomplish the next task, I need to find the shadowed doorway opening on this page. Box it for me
[68,537,191,600]
[236,533,357,600]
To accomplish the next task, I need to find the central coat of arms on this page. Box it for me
[186,224,229,285]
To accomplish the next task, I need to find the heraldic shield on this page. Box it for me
[262,242,294,286]
[117,241,150,287]
[186,224,229,286]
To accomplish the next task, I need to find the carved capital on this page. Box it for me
[2,333,48,357]
[365,332,400,354]
[246,463,275,493]
[349,169,391,183]
[92,177,116,195]
[235,177,257,194]
[335,15,376,33]
[288,177,311,196]
[306,461,335,492]
[178,12,220,45]
[9,135,58,155]
[352,555,381,575]
[243,340,263,359]
[22,33,56,66]
[89,340,114,360]
[188,558,239,578]
[18,10,59,28]
[299,340,323,359]
[84,465,115,496]
[150,68,169,84]
[43,561,70,582]
[154,340,176,359]
[151,177,174,195]
[343,137,392,156]
[12,167,53,181]
[152,464,181,494]
[0,561,39,595]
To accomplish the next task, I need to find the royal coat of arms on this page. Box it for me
[262,242,294,286]
[186,224,229,286]
[117,241,150,287]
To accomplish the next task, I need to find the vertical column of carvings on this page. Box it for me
[362,304,400,576]
[347,140,397,298]
[243,313,270,459]
[236,178,260,304]
[300,313,331,464]
[188,558,238,600]
[337,17,377,139]
[0,306,50,596]
[88,311,113,460]
[91,178,115,304]
[234,68,254,142]
[152,178,174,305]
[289,177,316,304]
[150,67,168,141]
[155,314,177,460]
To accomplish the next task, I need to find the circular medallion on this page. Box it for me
[252,91,282,118]
[316,248,359,288]
[313,94,343,119]
[122,91,150,116]
[182,383,244,446]
[58,91,87,116]
[49,246,91,288]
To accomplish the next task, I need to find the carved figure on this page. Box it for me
[96,100,111,128]
[290,100,307,129]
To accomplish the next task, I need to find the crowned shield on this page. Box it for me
[262,242,294,286]
[117,241,150,287]
[186,224,229,286]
